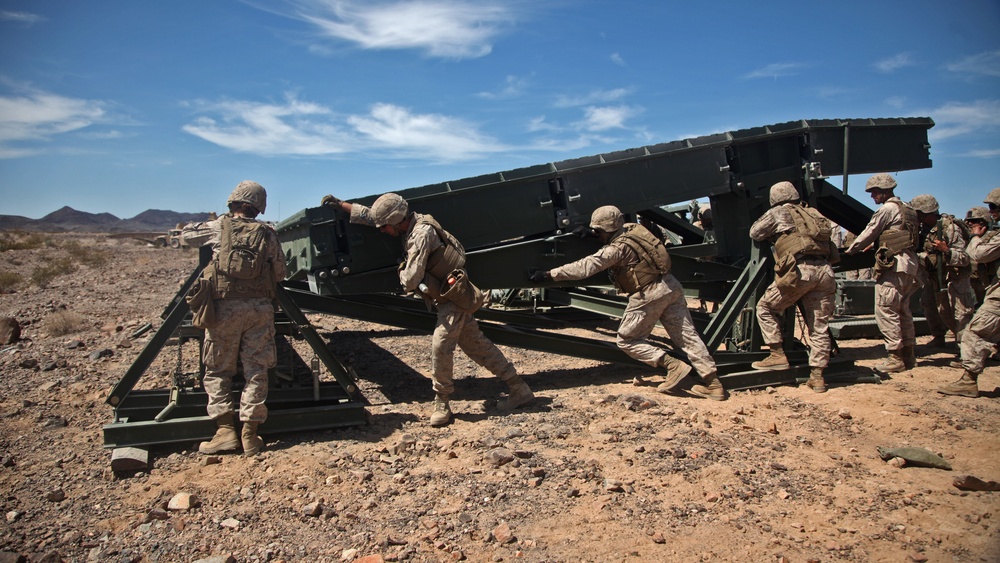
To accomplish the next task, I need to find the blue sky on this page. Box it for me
[1,0,998,222]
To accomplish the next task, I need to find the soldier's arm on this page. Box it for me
[398,225,437,292]
[967,234,1000,264]
[550,245,626,282]
[941,223,970,268]
[748,209,778,241]
[180,220,218,248]
[846,204,891,254]
[348,203,377,227]
[267,228,287,282]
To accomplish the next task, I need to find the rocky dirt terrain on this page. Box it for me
[1,232,998,563]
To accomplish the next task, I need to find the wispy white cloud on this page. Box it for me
[0,85,107,158]
[610,53,626,67]
[884,96,907,109]
[925,99,1000,140]
[742,63,802,80]
[288,0,516,59]
[182,94,505,162]
[873,52,914,73]
[963,148,1000,158]
[554,88,631,108]
[477,75,528,100]
[0,10,45,25]
[577,105,639,132]
[946,50,1000,78]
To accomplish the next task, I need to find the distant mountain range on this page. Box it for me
[0,206,215,233]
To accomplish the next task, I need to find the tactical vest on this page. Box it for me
[213,215,277,299]
[922,216,972,278]
[772,203,832,265]
[876,197,919,255]
[608,223,672,295]
[414,214,466,283]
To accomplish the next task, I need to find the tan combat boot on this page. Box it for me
[876,349,907,374]
[499,375,535,411]
[656,355,693,394]
[690,373,726,401]
[241,421,264,456]
[751,345,790,370]
[804,367,827,393]
[902,345,916,370]
[937,370,979,398]
[199,411,239,454]
[429,394,452,426]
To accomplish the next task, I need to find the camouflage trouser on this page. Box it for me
[617,273,717,378]
[875,270,920,351]
[961,301,1000,375]
[432,301,516,396]
[918,268,976,343]
[756,261,836,368]
[203,298,275,422]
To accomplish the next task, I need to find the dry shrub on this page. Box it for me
[30,256,76,288]
[44,309,87,336]
[61,239,108,268]
[0,231,52,251]
[0,270,22,293]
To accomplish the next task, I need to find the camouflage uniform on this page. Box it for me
[182,216,286,422]
[548,236,717,379]
[349,205,518,396]
[846,197,920,352]
[961,232,1000,375]
[750,204,836,369]
[917,220,975,345]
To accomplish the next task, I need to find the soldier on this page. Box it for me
[939,206,1000,398]
[987,187,1000,224]
[749,182,838,392]
[182,181,287,456]
[910,195,974,356]
[321,193,534,426]
[845,173,920,374]
[968,205,997,304]
[529,206,725,400]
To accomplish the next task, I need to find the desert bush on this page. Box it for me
[30,256,76,288]
[43,309,87,336]
[0,270,22,293]
[0,231,52,251]
[61,239,108,268]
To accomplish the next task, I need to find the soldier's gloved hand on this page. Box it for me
[321,195,342,207]
[528,269,551,283]
[572,225,597,238]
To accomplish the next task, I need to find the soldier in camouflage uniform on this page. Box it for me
[321,193,534,426]
[845,173,920,374]
[939,206,1000,398]
[749,182,838,392]
[530,206,725,400]
[910,195,975,358]
[182,181,287,456]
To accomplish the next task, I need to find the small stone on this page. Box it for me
[492,522,515,544]
[219,518,240,530]
[837,408,852,420]
[303,501,324,517]
[167,492,198,511]
[486,448,515,467]
[0,317,20,344]
[145,508,169,522]
[767,423,779,434]
[887,457,906,468]
[46,489,65,502]
[705,492,720,503]
[651,533,666,544]
[908,553,928,562]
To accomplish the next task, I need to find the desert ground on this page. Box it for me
[1,232,998,563]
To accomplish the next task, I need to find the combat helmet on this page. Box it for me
[865,173,897,192]
[909,194,939,215]
[371,193,409,228]
[590,205,625,233]
[769,181,800,206]
[227,180,267,214]
[966,206,991,223]
[985,187,1000,206]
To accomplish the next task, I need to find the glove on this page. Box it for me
[528,269,551,283]
[321,194,342,207]
[572,225,597,238]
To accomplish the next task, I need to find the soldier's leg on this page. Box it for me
[453,311,534,410]
[202,300,242,419]
[875,273,905,351]
[961,306,1000,376]
[237,299,276,424]
[950,279,977,346]
[431,304,462,397]
[801,270,836,369]
[920,271,948,345]
[753,281,808,369]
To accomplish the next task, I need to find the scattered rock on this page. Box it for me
[492,522,515,544]
[953,475,1000,491]
[0,318,20,344]
[167,492,198,511]
[837,408,852,420]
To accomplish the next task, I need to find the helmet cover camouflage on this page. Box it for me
[371,193,409,227]
[909,194,939,215]
[769,181,800,206]
[590,205,625,233]
[985,187,1000,206]
[227,180,267,214]
[865,173,897,192]
[966,206,991,223]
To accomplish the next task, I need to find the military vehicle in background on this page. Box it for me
[154,225,188,249]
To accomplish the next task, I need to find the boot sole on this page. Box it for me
[750,361,790,370]
[936,389,979,398]
[688,388,725,401]
[499,392,535,412]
